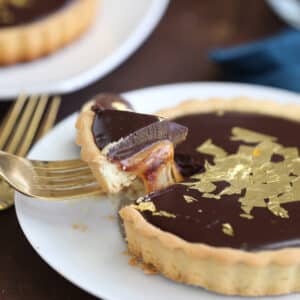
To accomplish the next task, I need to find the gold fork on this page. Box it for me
[0,95,61,209]
[0,151,100,200]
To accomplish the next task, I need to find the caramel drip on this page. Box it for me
[118,140,183,193]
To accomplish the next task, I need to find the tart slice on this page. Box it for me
[120,98,300,296]
[76,94,188,195]
[0,0,96,65]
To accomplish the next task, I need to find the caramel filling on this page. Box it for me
[116,140,183,193]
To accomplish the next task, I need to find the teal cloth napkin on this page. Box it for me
[211,29,300,92]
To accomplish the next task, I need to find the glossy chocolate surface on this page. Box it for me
[139,112,300,251]
[92,109,188,160]
[0,0,70,28]
[108,119,188,161]
[92,110,159,150]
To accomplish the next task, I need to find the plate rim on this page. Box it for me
[122,80,300,100]
[15,81,300,300]
[266,0,300,28]
[0,0,170,100]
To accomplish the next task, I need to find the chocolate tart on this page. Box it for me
[76,94,187,194]
[120,98,300,296]
[0,0,96,65]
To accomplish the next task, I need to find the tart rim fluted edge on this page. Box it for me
[0,0,97,65]
[119,97,300,296]
[75,109,126,194]
[76,107,184,194]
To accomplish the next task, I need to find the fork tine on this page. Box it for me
[32,175,97,189]
[5,95,39,154]
[0,150,101,200]
[32,161,100,197]
[35,96,61,141]
[34,167,92,179]
[0,94,27,150]
[32,159,88,170]
[31,184,101,200]
[0,95,61,210]
[16,95,49,157]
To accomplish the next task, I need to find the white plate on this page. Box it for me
[0,0,169,99]
[266,0,300,28]
[15,82,300,300]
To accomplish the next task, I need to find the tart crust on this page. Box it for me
[76,109,183,194]
[76,110,112,192]
[0,0,97,65]
[120,97,300,296]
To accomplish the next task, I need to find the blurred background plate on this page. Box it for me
[266,0,300,28]
[0,0,169,100]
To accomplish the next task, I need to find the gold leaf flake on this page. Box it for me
[153,211,176,218]
[219,185,241,196]
[277,147,299,161]
[222,223,234,236]
[182,127,300,220]
[238,145,255,156]
[231,127,277,143]
[240,213,254,219]
[196,139,227,158]
[134,201,156,213]
[267,197,289,218]
[184,179,216,194]
[291,159,300,175]
[252,148,261,157]
[183,195,198,203]
[134,200,175,218]
[202,193,220,199]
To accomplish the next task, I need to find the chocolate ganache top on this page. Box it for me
[0,0,71,28]
[135,112,300,251]
[92,110,160,150]
[92,105,188,160]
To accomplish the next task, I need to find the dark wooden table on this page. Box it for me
[0,1,284,299]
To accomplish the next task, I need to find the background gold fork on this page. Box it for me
[0,151,100,200]
[0,95,61,210]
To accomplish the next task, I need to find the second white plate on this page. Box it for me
[266,0,300,28]
[0,0,169,99]
[15,82,300,300]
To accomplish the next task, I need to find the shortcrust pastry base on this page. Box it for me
[0,0,97,65]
